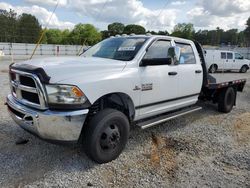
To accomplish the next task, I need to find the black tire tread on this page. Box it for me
[83,108,129,164]
[218,87,235,113]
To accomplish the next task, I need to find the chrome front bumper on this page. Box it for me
[6,94,89,142]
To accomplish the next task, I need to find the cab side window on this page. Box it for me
[144,40,171,59]
[221,52,226,59]
[235,53,243,60]
[175,43,196,64]
[227,53,233,59]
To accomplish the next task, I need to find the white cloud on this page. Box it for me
[65,0,178,31]
[0,2,74,29]
[24,0,68,7]
[170,1,186,6]
[188,0,250,30]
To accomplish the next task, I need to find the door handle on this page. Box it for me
[168,72,178,76]
[195,70,202,73]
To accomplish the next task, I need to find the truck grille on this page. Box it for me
[9,69,47,110]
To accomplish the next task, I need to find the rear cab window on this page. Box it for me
[175,42,196,64]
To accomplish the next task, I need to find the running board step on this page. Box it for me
[137,106,202,129]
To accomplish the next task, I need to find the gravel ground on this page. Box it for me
[0,61,249,188]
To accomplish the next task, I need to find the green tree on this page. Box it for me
[158,30,169,36]
[17,13,42,43]
[244,17,250,46]
[171,23,195,40]
[61,29,71,44]
[101,30,110,40]
[123,24,146,34]
[45,29,62,44]
[69,24,101,45]
[0,9,18,42]
[108,22,125,35]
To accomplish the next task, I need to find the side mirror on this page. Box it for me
[167,46,181,65]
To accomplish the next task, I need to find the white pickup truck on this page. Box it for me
[6,35,246,163]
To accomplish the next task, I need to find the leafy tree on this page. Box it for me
[244,17,250,46]
[123,24,146,34]
[158,30,169,36]
[171,23,195,40]
[61,29,71,44]
[17,13,42,43]
[45,29,63,44]
[0,9,18,42]
[69,24,101,45]
[101,30,110,40]
[108,22,125,35]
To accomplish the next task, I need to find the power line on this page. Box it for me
[30,0,59,59]
[96,0,109,22]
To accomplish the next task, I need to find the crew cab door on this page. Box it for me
[175,42,202,99]
[138,39,180,118]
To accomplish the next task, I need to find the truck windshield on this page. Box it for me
[82,37,148,61]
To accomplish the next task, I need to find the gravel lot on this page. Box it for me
[0,60,249,188]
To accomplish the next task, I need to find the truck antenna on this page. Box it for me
[30,0,59,59]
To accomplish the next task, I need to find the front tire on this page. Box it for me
[218,87,235,113]
[83,109,130,164]
[240,65,248,73]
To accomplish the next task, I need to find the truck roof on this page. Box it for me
[113,34,193,44]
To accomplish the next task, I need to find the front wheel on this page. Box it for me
[83,109,130,164]
[240,65,248,73]
[218,87,235,113]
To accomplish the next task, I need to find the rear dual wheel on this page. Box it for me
[83,109,130,164]
[218,87,236,113]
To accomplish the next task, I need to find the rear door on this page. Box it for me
[175,42,203,97]
[220,52,227,70]
[226,52,234,70]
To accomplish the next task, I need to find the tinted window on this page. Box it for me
[221,52,226,59]
[144,40,171,59]
[82,37,147,61]
[227,53,233,59]
[235,53,243,60]
[175,43,196,64]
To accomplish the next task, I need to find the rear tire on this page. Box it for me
[218,87,235,113]
[209,64,217,73]
[83,108,130,164]
[240,65,248,73]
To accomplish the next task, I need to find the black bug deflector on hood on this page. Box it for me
[10,63,51,84]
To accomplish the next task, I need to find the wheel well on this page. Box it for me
[210,64,218,69]
[242,64,249,69]
[87,93,135,122]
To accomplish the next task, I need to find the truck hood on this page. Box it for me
[13,56,127,83]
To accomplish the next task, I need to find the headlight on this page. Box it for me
[45,84,90,109]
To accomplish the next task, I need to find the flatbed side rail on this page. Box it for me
[206,79,246,91]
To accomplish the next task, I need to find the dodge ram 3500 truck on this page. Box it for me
[6,35,246,163]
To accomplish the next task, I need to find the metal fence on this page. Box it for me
[0,42,84,61]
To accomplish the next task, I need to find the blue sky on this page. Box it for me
[0,0,249,31]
